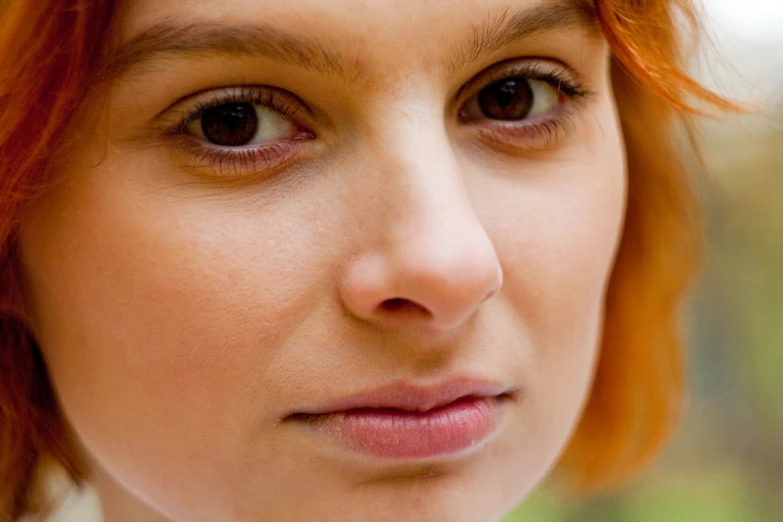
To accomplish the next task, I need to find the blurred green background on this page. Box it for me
[503,2,783,519]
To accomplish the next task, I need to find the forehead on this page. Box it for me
[116,0,598,83]
[122,0,593,32]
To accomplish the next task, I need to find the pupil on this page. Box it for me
[478,78,533,121]
[201,103,258,146]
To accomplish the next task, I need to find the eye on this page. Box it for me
[187,102,298,146]
[164,87,318,178]
[460,77,561,122]
[454,61,593,150]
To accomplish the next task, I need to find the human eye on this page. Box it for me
[457,60,594,150]
[164,86,315,177]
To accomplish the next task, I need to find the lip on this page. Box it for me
[285,378,516,460]
[291,378,514,414]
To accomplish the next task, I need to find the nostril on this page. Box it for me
[379,298,431,317]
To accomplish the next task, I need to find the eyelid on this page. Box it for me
[153,85,319,179]
[160,85,311,137]
[453,58,593,115]
[453,58,596,152]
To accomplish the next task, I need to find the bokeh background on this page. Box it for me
[505,0,783,520]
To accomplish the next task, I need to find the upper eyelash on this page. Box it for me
[170,86,303,135]
[462,61,595,111]
[488,65,591,100]
[169,62,590,138]
[455,61,595,150]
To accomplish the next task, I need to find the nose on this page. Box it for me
[339,122,503,334]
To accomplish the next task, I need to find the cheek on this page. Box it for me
[497,164,625,345]
[474,112,626,459]
[16,154,341,472]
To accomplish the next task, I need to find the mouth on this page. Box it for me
[285,378,518,461]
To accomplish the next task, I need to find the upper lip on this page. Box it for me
[290,377,516,416]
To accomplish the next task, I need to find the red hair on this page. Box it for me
[0,0,735,519]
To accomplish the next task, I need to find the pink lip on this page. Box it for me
[287,378,515,460]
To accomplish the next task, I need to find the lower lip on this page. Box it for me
[291,396,505,460]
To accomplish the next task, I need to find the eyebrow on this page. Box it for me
[107,0,598,81]
[449,1,599,73]
[108,20,347,79]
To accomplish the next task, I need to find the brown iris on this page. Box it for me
[201,103,258,146]
[477,78,534,121]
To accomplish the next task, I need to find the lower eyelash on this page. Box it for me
[172,136,297,178]
[481,113,578,150]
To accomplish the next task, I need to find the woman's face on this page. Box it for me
[18,0,625,520]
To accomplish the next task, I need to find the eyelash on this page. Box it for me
[166,62,593,175]
[166,87,311,177]
[457,62,593,149]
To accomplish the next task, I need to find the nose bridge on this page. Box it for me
[391,131,467,236]
[369,95,475,241]
[389,148,488,267]
[352,52,484,246]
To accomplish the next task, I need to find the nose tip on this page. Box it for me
[340,233,503,333]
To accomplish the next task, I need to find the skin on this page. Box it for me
[17,0,626,520]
